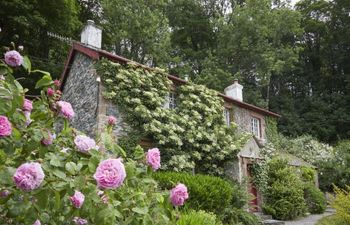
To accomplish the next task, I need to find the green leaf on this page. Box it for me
[50,155,63,167]
[54,191,61,210]
[0,86,12,114]
[36,190,49,209]
[65,162,77,175]
[52,169,66,179]
[22,56,31,72]
[133,145,144,160]
[32,69,51,76]
[35,74,52,89]
[132,207,148,215]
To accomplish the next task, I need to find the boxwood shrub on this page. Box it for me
[153,171,233,215]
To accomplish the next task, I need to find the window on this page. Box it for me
[224,108,231,126]
[164,92,176,109]
[250,117,260,137]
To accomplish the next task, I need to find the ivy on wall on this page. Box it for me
[96,59,248,175]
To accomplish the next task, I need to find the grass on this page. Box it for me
[316,215,348,225]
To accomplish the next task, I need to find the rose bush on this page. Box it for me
[0,48,186,224]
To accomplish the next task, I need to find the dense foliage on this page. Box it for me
[153,171,233,216]
[262,158,307,220]
[153,171,261,225]
[329,186,350,224]
[177,210,223,225]
[96,59,248,175]
[318,140,350,191]
[303,183,327,214]
[0,51,182,224]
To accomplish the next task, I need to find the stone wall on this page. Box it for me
[61,52,99,137]
[232,105,267,141]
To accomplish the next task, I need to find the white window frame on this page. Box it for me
[224,108,231,126]
[164,92,176,109]
[250,117,260,138]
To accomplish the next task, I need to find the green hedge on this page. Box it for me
[153,172,233,215]
[178,210,223,225]
[304,183,327,214]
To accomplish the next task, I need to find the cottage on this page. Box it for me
[59,21,282,212]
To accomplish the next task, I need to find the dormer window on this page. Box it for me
[164,92,176,109]
[224,108,231,126]
[250,117,260,138]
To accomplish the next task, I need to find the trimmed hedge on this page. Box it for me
[178,210,223,225]
[153,172,233,215]
[304,183,327,214]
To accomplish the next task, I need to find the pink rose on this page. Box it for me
[56,101,74,119]
[107,116,117,126]
[33,219,41,225]
[70,190,85,208]
[47,88,55,97]
[4,50,23,67]
[13,162,45,191]
[170,183,189,206]
[74,135,98,153]
[73,217,88,225]
[41,130,55,146]
[0,115,12,137]
[146,148,161,171]
[93,158,126,189]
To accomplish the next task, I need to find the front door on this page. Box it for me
[247,164,258,212]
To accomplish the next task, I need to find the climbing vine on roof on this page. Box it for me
[96,59,249,175]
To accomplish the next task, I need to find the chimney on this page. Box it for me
[224,79,243,101]
[80,20,102,48]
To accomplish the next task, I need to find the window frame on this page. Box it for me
[250,117,261,138]
[223,108,231,126]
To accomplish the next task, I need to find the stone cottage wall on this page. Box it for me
[61,52,99,137]
[232,105,267,141]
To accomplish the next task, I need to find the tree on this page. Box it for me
[217,0,303,106]
[101,0,171,67]
[269,0,350,142]
[0,0,81,92]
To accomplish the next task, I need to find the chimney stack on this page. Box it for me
[224,79,243,101]
[81,20,102,48]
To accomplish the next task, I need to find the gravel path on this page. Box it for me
[284,209,335,225]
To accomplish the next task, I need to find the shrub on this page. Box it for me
[229,180,250,209]
[222,208,261,225]
[303,183,327,214]
[330,186,350,223]
[263,158,307,220]
[300,167,316,183]
[153,171,233,216]
[178,210,223,225]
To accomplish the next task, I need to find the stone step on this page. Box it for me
[254,212,273,220]
[262,219,285,225]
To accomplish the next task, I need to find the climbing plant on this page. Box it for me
[96,59,249,175]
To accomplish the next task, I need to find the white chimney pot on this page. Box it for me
[224,79,243,101]
[81,20,102,48]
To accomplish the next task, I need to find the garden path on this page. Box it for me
[284,209,335,225]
